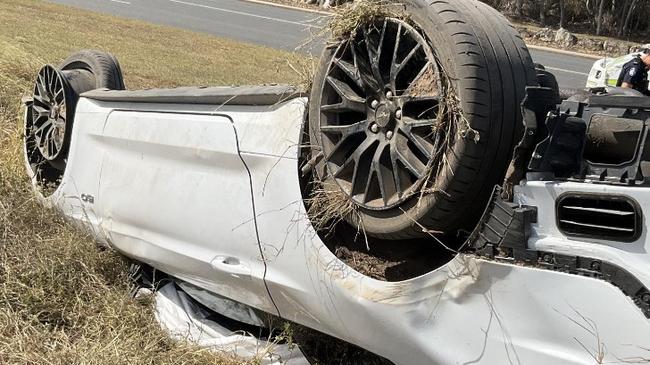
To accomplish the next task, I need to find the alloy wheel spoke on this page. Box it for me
[395,145,426,179]
[389,144,404,198]
[34,119,53,136]
[389,23,403,90]
[402,116,436,129]
[334,56,363,90]
[32,105,49,119]
[36,77,49,102]
[54,86,65,104]
[402,128,435,160]
[365,143,391,205]
[392,43,422,84]
[352,40,382,95]
[396,95,440,106]
[322,76,366,113]
[33,94,50,107]
[402,61,434,95]
[350,140,379,197]
[334,137,377,193]
[375,19,388,61]
[362,25,385,87]
[320,121,366,137]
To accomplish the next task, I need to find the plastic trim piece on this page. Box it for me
[81,85,304,106]
[470,187,650,318]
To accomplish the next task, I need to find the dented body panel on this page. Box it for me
[31,89,650,364]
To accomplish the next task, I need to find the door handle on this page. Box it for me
[210,256,252,279]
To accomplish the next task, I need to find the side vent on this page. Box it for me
[557,194,642,242]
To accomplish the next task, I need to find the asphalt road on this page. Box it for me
[48,0,595,89]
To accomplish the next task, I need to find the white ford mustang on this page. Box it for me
[23,0,650,363]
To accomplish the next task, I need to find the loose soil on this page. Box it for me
[321,223,457,282]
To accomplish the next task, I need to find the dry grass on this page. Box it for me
[285,54,318,93]
[326,0,409,39]
[305,183,358,233]
[0,0,302,363]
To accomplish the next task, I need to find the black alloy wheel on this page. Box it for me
[31,65,73,166]
[316,18,444,210]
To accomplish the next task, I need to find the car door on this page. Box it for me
[91,103,276,315]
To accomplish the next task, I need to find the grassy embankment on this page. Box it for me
[0,0,303,363]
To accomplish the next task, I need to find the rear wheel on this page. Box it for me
[309,0,538,240]
[25,50,125,194]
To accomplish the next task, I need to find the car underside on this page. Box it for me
[21,1,650,364]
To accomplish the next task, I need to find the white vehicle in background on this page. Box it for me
[587,44,650,90]
[22,0,650,364]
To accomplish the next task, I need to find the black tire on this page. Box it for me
[536,65,560,104]
[55,50,125,157]
[309,0,537,240]
[56,50,125,154]
[60,49,126,92]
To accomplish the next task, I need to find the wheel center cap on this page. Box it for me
[375,103,393,128]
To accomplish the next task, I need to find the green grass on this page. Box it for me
[0,0,302,363]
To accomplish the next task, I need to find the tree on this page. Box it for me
[539,0,550,25]
[515,0,524,16]
[595,0,606,35]
[619,0,638,37]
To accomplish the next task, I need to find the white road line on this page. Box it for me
[544,66,589,76]
[110,0,131,4]
[169,0,320,28]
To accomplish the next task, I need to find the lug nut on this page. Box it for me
[386,131,394,140]
[395,109,402,119]
[386,91,393,98]
[370,123,380,133]
[371,100,379,109]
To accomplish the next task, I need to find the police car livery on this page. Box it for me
[587,44,650,92]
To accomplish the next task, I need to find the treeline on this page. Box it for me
[481,0,649,37]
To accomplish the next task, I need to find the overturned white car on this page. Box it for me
[23,0,650,363]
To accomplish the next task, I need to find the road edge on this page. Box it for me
[239,0,605,61]
[526,44,601,60]
[238,0,332,15]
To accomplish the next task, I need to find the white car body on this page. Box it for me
[586,44,650,90]
[28,86,650,364]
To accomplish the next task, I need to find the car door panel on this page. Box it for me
[90,107,275,314]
